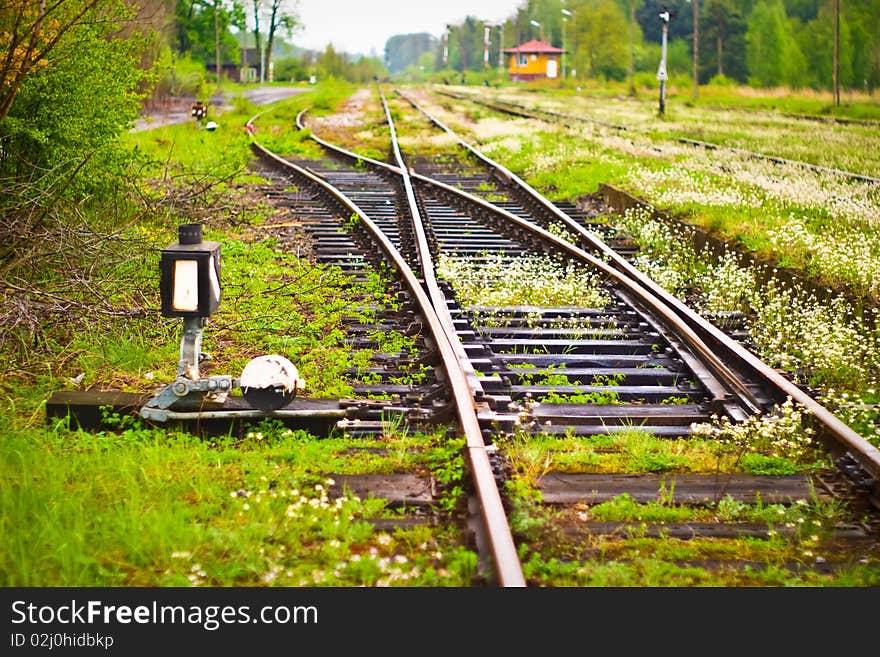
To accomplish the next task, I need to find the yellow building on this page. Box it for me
[504,39,566,82]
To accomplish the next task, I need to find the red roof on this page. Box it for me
[503,39,565,54]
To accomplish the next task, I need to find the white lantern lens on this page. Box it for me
[172,259,199,312]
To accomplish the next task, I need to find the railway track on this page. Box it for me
[210,84,880,586]
[434,87,880,185]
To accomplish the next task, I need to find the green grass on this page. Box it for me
[508,490,878,586]
[520,547,880,586]
[0,420,475,586]
[499,428,830,481]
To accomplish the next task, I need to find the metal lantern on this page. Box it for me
[159,223,221,318]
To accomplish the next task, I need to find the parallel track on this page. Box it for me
[434,87,880,185]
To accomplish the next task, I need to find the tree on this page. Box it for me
[745,0,808,87]
[703,0,747,81]
[175,0,242,83]
[444,17,487,72]
[0,0,153,325]
[385,33,437,74]
[846,0,880,92]
[800,1,853,89]
[0,0,121,120]
[251,0,263,79]
[317,43,346,79]
[574,0,630,79]
[264,0,299,81]
[0,0,149,181]
[626,0,646,94]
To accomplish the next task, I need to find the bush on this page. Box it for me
[274,56,306,83]
[633,71,660,90]
[707,74,737,87]
[171,53,209,97]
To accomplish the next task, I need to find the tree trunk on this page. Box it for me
[693,0,699,100]
[833,0,840,105]
[214,0,221,90]
[628,0,635,96]
[266,0,280,82]
[252,0,262,82]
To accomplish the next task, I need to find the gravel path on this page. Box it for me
[132,85,311,132]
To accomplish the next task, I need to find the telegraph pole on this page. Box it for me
[692,0,699,101]
[498,24,504,78]
[214,0,222,92]
[629,0,636,96]
[657,8,671,117]
[833,0,840,106]
[484,25,491,68]
[562,8,572,80]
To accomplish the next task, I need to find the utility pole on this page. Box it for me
[657,8,671,117]
[691,0,699,101]
[833,0,840,106]
[214,0,222,92]
[629,0,636,96]
[443,25,449,67]
[498,24,504,78]
[562,8,572,81]
[484,25,491,69]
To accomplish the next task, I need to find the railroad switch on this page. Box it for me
[139,223,304,422]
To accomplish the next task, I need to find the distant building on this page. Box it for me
[238,47,260,83]
[503,39,565,82]
[206,47,260,83]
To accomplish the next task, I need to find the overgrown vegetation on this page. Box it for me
[3,0,879,588]
[1,418,476,586]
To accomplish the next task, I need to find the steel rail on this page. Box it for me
[375,86,527,586]
[298,94,766,418]
[406,171,757,413]
[375,88,485,394]
[396,88,880,494]
[247,114,527,587]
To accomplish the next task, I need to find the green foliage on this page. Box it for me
[273,56,307,83]
[385,33,437,75]
[209,238,353,397]
[572,0,630,81]
[152,49,208,98]
[174,0,242,74]
[0,17,151,196]
[542,373,626,405]
[707,73,738,87]
[745,0,808,88]
[0,424,477,586]
[692,397,822,469]
[798,4,854,90]
[739,453,800,475]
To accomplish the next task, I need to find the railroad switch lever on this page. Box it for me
[139,223,304,421]
[139,315,236,419]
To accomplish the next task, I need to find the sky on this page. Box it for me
[291,0,525,57]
